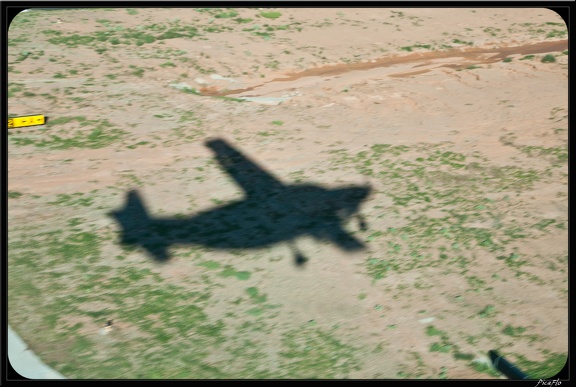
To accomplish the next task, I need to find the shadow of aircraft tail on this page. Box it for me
[108,190,170,262]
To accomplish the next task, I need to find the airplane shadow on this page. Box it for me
[109,138,372,266]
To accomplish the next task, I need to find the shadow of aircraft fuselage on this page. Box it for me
[109,139,371,265]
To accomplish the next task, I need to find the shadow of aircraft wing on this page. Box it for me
[205,138,285,199]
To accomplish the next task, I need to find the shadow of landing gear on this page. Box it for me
[288,242,309,267]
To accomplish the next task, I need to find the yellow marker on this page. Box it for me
[8,115,45,129]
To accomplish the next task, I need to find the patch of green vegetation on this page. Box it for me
[180,86,201,95]
[204,25,227,33]
[470,360,503,377]
[452,39,473,45]
[401,44,432,52]
[257,130,281,137]
[36,230,102,262]
[44,21,200,52]
[367,231,383,241]
[541,54,556,63]
[390,11,405,18]
[119,267,155,282]
[278,327,361,378]
[14,49,32,62]
[246,287,267,303]
[466,275,486,291]
[10,117,127,149]
[333,142,549,281]
[483,27,501,36]
[477,304,496,318]
[246,307,264,316]
[234,17,253,24]
[166,125,205,145]
[502,57,513,63]
[8,34,30,46]
[424,325,460,358]
[518,145,567,163]
[514,352,567,379]
[252,31,273,40]
[372,143,410,156]
[46,33,96,47]
[214,96,246,103]
[215,10,238,18]
[197,261,220,270]
[425,325,445,337]
[438,366,448,379]
[546,29,567,38]
[502,324,527,337]
[8,191,24,199]
[453,352,475,361]
[260,11,282,19]
[366,257,400,280]
[48,192,94,207]
[219,265,251,280]
[265,60,280,69]
[243,290,279,318]
[126,141,150,149]
[129,65,145,77]
[56,282,225,377]
[396,351,429,378]
[430,342,452,353]
[174,111,195,123]
[532,218,557,231]
[519,55,535,61]
[8,82,25,97]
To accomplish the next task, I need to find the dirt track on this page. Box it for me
[209,39,567,96]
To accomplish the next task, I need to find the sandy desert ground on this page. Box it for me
[8,7,568,379]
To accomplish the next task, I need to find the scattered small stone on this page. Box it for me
[99,320,114,335]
